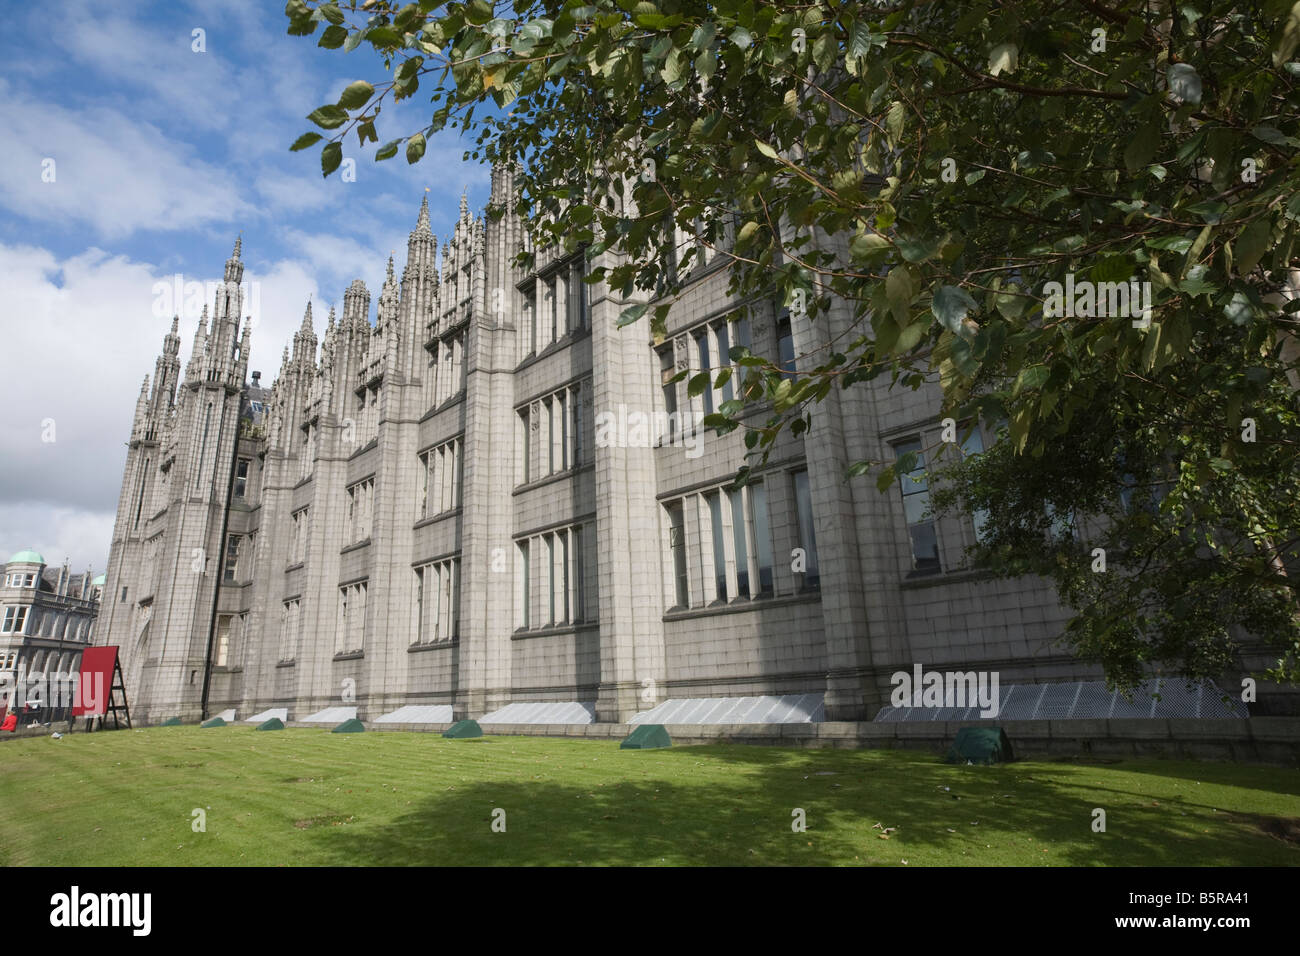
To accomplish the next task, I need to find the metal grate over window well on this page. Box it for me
[872,679,1247,722]
[299,706,357,724]
[244,708,288,723]
[374,705,454,724]
[478,701,597,725]
[629,694,825,725]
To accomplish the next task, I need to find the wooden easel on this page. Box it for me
[81,655,132,732]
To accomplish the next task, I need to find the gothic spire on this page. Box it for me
[224,234,245,284]
[163,315,181,356]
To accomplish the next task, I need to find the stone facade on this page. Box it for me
[98,173,1155,726]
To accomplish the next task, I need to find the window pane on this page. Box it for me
[777,317,796,380]
[660,348,677,422]
[750,481,773,595]
[668,503,688,607]
[733,317,752,352]
[910,523,941,571]
[729,488,749,597]
[696,334,713,415]
[715,324,733,403]
[903,493,931,526]
[519,540,530,629]
[895,441,940,572]
[793,470,819,588]
[708,492,727,601]
[960,426,991,542]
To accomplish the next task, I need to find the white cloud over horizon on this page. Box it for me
[0,241,345,572]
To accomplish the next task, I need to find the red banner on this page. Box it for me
[72,646,118,716]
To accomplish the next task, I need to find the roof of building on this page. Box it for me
[92,574,105,586]
[7,550,45,565]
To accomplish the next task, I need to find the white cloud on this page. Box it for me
[254,169,333,214]
[0,240,349,573]
[239,258,321,372]
[0,505,117,578]
[62,8,235,133]
[277,228,402,306]
[0,82,252,238]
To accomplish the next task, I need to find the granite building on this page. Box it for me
[96,169,1140,727]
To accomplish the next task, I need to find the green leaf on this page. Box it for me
[321,142,342,178]
[318,24,347,49]
[1013,364,1050,395]
[307,104,348,129]
[616,303,648,328]
[405,132,427,164]
[812,30,835,72]
[1273,1,1300,67]
[1124,118,1160,173]
[1090,256,1134,282]
[1235,217,1272,275]
[851,233,890,259]
[886,101,905,142]
[1146,235,1193,253]
[897,233,946,263]
[290,131,323,152]
[338,80,374,110]
[374,139,401,161]
[886,267,912,324]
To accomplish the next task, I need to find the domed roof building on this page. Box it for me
[1,549,100,725]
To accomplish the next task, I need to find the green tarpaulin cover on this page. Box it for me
[620,724,672,750]
[944,726,1014,764]
[443,719,482,738]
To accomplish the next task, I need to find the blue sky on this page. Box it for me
[0,0,488,573]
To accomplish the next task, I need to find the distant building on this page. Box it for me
[0,550,100,720]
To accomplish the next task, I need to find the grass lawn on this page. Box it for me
[0,726,1297,866]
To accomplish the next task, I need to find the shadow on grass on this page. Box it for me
[670,738,1300,799]
[303,744,1298,866]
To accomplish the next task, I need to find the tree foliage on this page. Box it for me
[286,0,1300,685]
